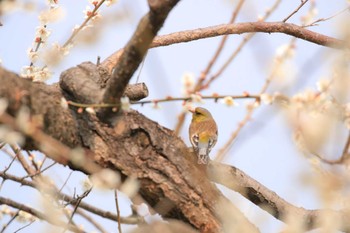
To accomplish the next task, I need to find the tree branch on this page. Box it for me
[99,0,180,121]
[0,171,142,225]
[102,21,344,75]
[151,22,344,49]
[0,197,83,233]
[207,161,350,232]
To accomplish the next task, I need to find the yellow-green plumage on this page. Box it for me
[189,107,218,164]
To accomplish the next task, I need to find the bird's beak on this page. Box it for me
[188,107,195,113]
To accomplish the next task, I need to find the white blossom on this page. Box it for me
[27,49,39,63]
[85,107,96,115]
[151,101,161,109]
[105,0,118,6]
[0,98,9,116]
[60,97,68,109]
[181,72,195,96]
[275,44,295,60]
[120,177,139,198]
[260,93,273,105]
[35,25,51,42]
[190,93,203,103]
[32,67,52,82]
[39,7,64,24]
[316,79,331,92]
[121,96,130,111]
[182,102,194,112]
[221,96,238,107]
[90,169,120,189]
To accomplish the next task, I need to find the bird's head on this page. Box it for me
[189,107,213,122]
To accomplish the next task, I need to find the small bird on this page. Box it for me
[189,107,218,164]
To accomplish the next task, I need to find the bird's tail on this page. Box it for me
[197,148,209,164]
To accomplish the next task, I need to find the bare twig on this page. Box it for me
[115,190,122,233]
[58,171,73,194]
[305,6,350,27]
[135,94,259,105]
[13,220,35,233]
[63,188,92,233]
[66,94,259,109]
[0,197,83,233]
[21,161,57,179]
[0,210,19,233]
[282,0,310,22]
[75,209,108,233]
[215,38,296,161]
[2,153,17,174]
[11,145,36,175]
[307,129,350,165]
[0,171,141,225]
[0,155,17,190]
[341,131,350,158]
[196,0,246,90]
[204,0,282,88]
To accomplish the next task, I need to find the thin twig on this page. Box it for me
[282,0,309,22]
[204,0,282,88]
[10,145,36,176]
[66,94,259,109]
[58,171,73,194]
[0,197,83,233]
[135,94,259,105]
[13,220,36,233]
[26,151,39,171]
[38,155,47,171]
[0,171,141,225]
[63,0,106,48]
[308,130,350,165]
[62,188,92,233]
[75,209,108,233]
[0,155,17,190]
[21,162,57,179]
[341,131,350,157]
[305,6,350,27]
[215,38,296,161]
[196,0,246,90]
[2,154,17,174]
[115,190,122,233]
[0,210,19,233]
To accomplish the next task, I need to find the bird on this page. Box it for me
[189,107,218,164]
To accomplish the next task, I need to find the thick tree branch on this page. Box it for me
[151,22,344,49]
[102,21,344,73]
[100,0,180,120]
[207,161,350,232]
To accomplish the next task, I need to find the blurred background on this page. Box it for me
[0,0,350,232]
